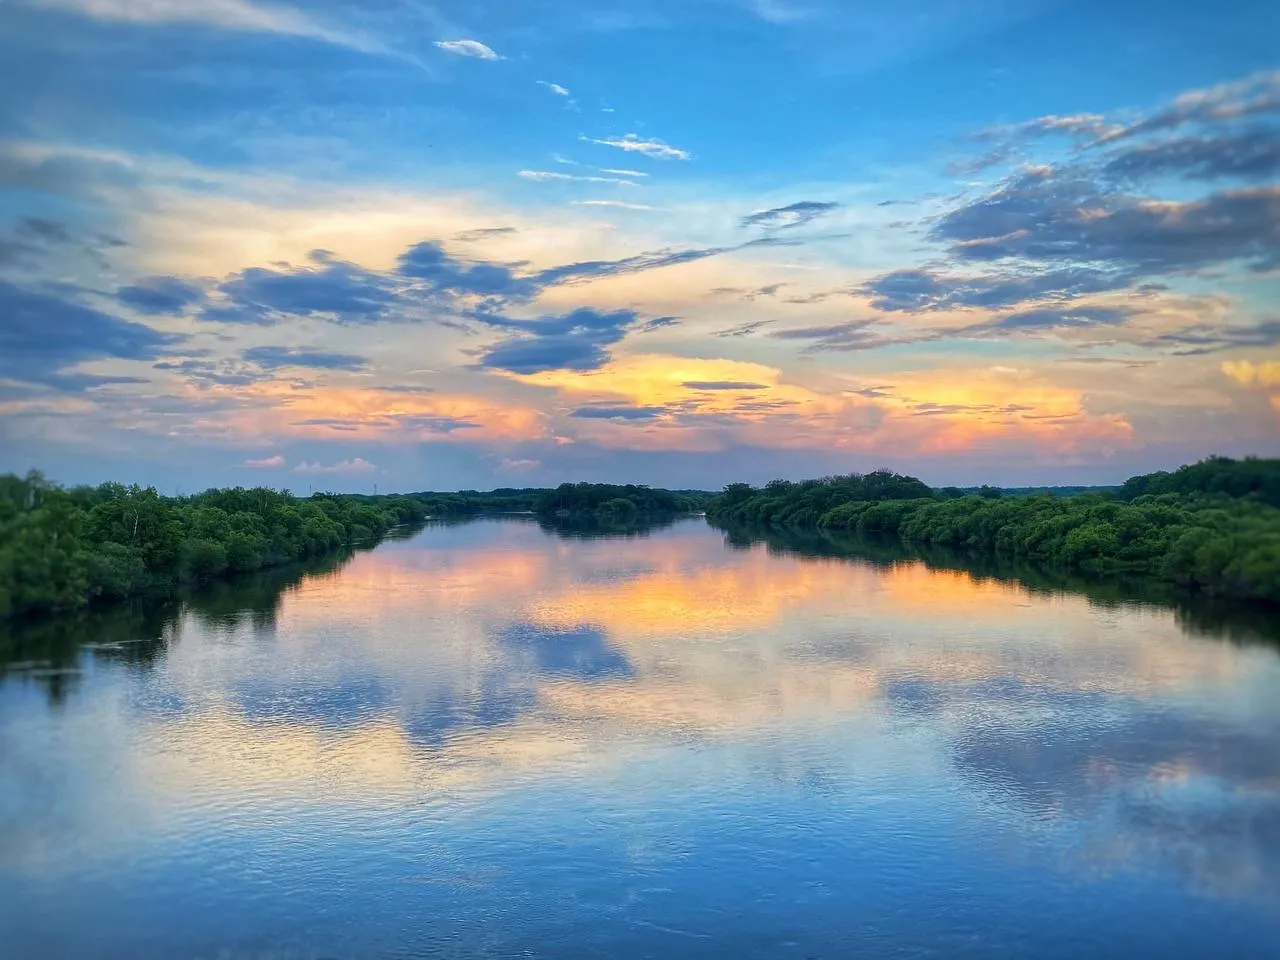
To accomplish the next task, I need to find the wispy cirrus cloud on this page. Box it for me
[29,0,387,53]
[741,200,839,230]
[537,81,570,96]
[570,200,657,211]
[434,39,501,60]
[518,170,640,185]
[581,134,691,160]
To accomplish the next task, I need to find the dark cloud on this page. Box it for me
[681,381,769,390]
[1101,128,1280,183]
[570,405,667,420]
[1147,319,1280,355]
[116,276,207,315]
[992,305,1133,329]
[242,346,367,370]
[741,200,840,230]
[532,246,729,286]
[770,318,893,350]
[932,170,1280,275]
[859,266,1128,312]
[214,252,397,324]
[639,315,679,332]
[714,318,779,338]
[1096,70,1280,145]
[453,226,518,242]
[398,241,537,298]
[198,302,278,325]
[153,358,263,387]
[0,280,181,388]
[477,307,641,374]
[15,217,71,244]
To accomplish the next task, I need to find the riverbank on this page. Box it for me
[707,458,1280,604]
[0,473,431,620]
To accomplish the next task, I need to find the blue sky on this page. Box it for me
[1,0,1277,491]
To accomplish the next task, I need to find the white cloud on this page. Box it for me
[518,170,639,186]
[294,458,379,475]
[434,39,501,60]
[499,457,540,471]
[581,134,691,160]
[571,200,656,211]
[599,168,647,177]
[537,81,571,96]
[31,0,385,53]
[243,454,286,468]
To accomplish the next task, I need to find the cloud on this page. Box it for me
[434,39,501,60]
[153,357,264,387]
[989,306,1134,329]
[1221,360,1280,388]
[581,134,691,160]
[14,216,71,244]
[537,81,570,96]
[452,226,517,242]
[1148,319,1280,355]
[769,318,915,352]
[116,275,206,315]
[932,170,1280,275]
[397,241,536,298]
[293,458,379,475]
[570,200,656,211]
[242,346,367,370]
[740,200,840,230]
[1095,69,1280,144]
[859,267,1128,313]
[714,318,779,338]
[31,0,385,53]
[243,455,286,468]
[478,307,643,374]
[518,170,639,185]
[210,251,397,324]
[681,381,769,390]
[570,405,668,420]
[598,168,647,177]
[499,457,540,471]
[0,279,181,388]
[531,245,732,286]
[1101,128,1280,182]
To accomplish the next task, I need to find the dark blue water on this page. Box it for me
[2,518,1279,958]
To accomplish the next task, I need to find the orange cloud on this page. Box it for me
[507,354,1134,458]
[201,381,546,444]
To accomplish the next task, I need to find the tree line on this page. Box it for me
[0,474,714,621]
[706,457,1280,604]
[0,472,433,620]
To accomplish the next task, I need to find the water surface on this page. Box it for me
[2,518,1279,958]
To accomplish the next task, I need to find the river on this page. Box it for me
[2,517,1278,958]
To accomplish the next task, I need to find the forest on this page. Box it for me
[706,457,1280,604]
[0,474,713,621]
[530,482,711,519]
[0,472,431,620]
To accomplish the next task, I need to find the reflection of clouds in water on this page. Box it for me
[7,519,1278,919]
[497,623,633,682]
[933,679,1280,902]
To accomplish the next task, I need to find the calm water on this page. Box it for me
[3,518,1280,959]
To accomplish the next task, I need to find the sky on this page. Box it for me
[0,0,1277,493]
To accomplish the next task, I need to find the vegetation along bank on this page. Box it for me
[707,457,1280,604]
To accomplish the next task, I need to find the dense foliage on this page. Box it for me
[0,472,429,620]
[532,483,711,519]
[708,458,1280,603]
